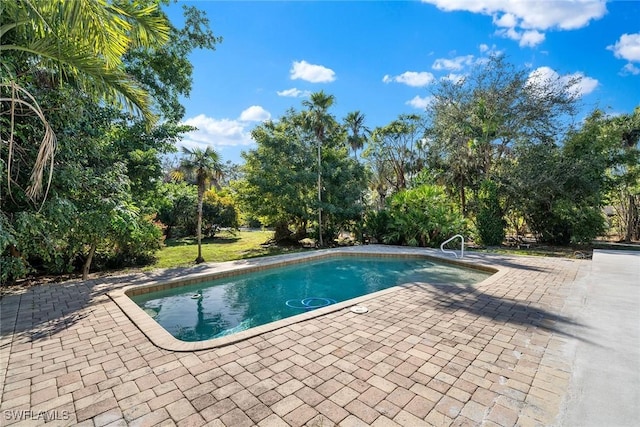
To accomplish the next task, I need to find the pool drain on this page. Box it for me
[350,306,368,314]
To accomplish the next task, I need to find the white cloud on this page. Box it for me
[240,105,271,122]
[496,26,520,42]
[422,0,607,48]
[569,73,599,97]
[382,71,435,87]
[621,63,640,76]
[290,60,336,83]
[406,95,433,109]
[519,30,546,47]
[432,55,475,71]
[607,33,640,62]
[277,88,311,98]
[528,66,558,84]
[423,0,606,30]
[493,12,517,28]
[181,115,253,148]
[479,44,503,56]
[179,108,271,150]
[495,27,546,47]
[527,66,598,98]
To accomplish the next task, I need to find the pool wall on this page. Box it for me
[109,246,499,351]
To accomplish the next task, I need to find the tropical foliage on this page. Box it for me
[356,56,639,248]
[2,9,638,289]
[1,1,222,283]
[424,56,579,215]
[237,103,368,246]
[475,179,506,246]
[371,184,466,247]
[177,146,224,263]
[344,111,370,159]
[1,0,170,203]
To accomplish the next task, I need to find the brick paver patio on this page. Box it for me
[1,247,593,426]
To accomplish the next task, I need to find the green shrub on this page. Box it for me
[111,214,165,266]
[476,180,506,246]
[0,213,28,285]
[528,199,605,245]
[202,190,240,237]
[381,185,466,247]
[156,182,198,238]
[363,210,391,242]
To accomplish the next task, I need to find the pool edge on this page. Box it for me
[108,246,500,352]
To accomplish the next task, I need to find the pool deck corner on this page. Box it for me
[1,246,638,426]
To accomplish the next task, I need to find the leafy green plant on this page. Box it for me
[475,179,506,246]
[0,212,28,285]
[381,184,466,247]
[363,210,391,242]
[202,190,239,237]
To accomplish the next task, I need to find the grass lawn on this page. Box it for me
[8,232,638,288]
[155,232,640,269]
[152,229,307,269]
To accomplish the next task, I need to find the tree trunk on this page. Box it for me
[294,220,308,241]
[317,138,323,247]
[460,177,467,217]
[394,164,406,191]
[82,242,97,280]
[273,221,292,242]
[626,194,639,242]
[634,196,640,241]
[195,186,205,263]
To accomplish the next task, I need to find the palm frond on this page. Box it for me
[114,1,170,48]
[2,37,154,123]
[1,0,168,121]
[1,82,56,203]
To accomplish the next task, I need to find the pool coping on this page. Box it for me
[108,246,499,352]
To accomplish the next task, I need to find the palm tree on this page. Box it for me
[179,146,223,263]
[1,0,169,200]
[1,0,168,119]
[302,91,336,247]
[344,111,370,160]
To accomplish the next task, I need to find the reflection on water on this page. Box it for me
[132,257,490,341]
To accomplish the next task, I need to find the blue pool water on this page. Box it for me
[131,256,490,342]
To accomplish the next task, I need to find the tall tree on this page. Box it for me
[238,111,315,242]
[124,4,222,122]
[568,108,640,241]
[1,2,221,282]
[425,55,580,216]
[1,0,170,201]
[179,146,223,263]
[366,156,392,210]
[302,91,336,247]
[364,114,424,193]
[238,108,367,245]
[344,111,370,160]
[1,0,169,119]
[614,108,640,241]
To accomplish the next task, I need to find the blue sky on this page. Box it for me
[164,0,640,164]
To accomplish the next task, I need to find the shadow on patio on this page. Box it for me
[404,280,598,346]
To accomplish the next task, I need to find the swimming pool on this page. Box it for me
[129,254,491,343]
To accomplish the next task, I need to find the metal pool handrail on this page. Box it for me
[440,234,464,259]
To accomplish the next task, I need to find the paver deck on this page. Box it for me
[0,246,637,426]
